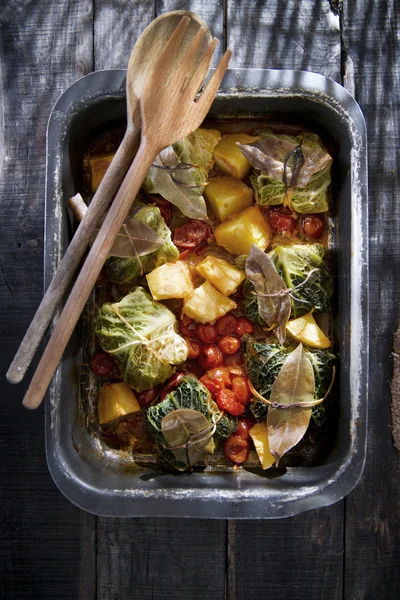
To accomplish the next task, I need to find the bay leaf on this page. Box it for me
[245,245,291,343]
[237,134,331,188]
[161,408,215,467]
[267,343,315,465]
[144,146,208,220]
[109,216,164,258]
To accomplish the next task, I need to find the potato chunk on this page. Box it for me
[196,255,245,296]
[146,262,193,301]
[286,312,331,349]
[214,205,272,255]
[204,176,253,222]
[98,382,141,425]
[89,153,115,192]
[183,281,237,324]
[249,422,275,469]
[213,133,260,179]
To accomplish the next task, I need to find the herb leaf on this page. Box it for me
[143,146,208,220]
[161,408,215,468]
[267,343,315,465]
[237,131,332,188]
[109,216,164,258]
[245,245,291,343]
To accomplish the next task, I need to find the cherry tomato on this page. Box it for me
[136,387,159,408]
[236,317,254,337]
[216,389,245,416]
[95,268,108,287]
[218,335,241,355]
[224,352,245,367]
[147,194,173,224]
[223,434,249,464]
[186,339,202,359]
[199,345,224,370]
[197,323,218,344]
[301,214,325,238]
[199,375,219,395]
[205,367,232,389]
[266,207,297,234]
[173,220,212,248]
[216,314,238,337]
[160,371,186,400]
[231,376,252,406]
[89,352,116,377]
[179,314,198,338]
[236,417,256,440]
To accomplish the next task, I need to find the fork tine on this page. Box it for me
[183,37,219,98]
[151,16,191,85]
[195,49,232,113]
[170,26,207,92]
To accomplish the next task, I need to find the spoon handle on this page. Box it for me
[22,138,158,409]
[6,127,139,384]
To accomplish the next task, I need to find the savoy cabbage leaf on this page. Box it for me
[95,287,188,392]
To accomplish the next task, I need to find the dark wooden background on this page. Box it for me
[1,1,399,598]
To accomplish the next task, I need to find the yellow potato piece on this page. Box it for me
[249,422,275,469]
[204,176,253,222]
[89,153,115,192]
[195,255,245,296]
[98,382,140,425]
[214,205,272,256]
[286,312,331,349]
[146,262,193,301]
[183,281,237,324]
[213,133,260,179]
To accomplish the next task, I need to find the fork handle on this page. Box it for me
[6,127,139,385]
[22,137,158,409]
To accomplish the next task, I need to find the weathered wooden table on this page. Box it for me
[1,1,399,598]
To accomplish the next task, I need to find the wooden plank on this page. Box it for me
[227,0,341,81]
[224,3,344,599]
[342,1,400,598]
[96,517,227,599]
[94,0,155,69]
[228,507,344,600]
[0,1,95,598]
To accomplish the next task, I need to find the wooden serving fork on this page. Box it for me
[22,16,231,409]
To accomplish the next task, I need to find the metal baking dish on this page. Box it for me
[44,68,368,518]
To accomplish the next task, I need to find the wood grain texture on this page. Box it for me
[0,0,95,598]
[342,1,400,598]
[96,517,227,600]
[227,0,341,81]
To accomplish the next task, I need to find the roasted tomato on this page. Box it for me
[199,345,224,370]
[173,219,212,248]
[216,314,238,337]
[236,317,254,337]
[186,339,202,359]
[160,371,186,400]
[301,214,325,239]
[179,314,198,338]
[89,352,116,377]
[136,387,159,408]
[223,433,249,464]
[202,367,232,391]
[266,207,297,234]
[216,389,245,416]
[197,323,218,344]
[231,376,252,406]
[236,417,256,440]
[218,335,241,355]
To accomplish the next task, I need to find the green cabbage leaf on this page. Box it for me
[142,128,219,220]
[95,287,188,392]
[106,205,179,285]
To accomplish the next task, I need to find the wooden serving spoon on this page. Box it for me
[22,17,231,409]
[7,10,212,385]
